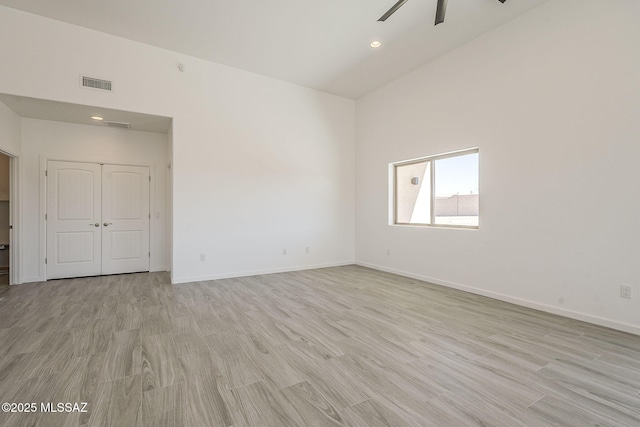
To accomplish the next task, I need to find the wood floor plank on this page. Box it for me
[141,333,181,391]
[100,329,142,382]
[23,329,75,379]
[0,352,37,386]
[168,316,209,356]
[203,331,265,390]
[0,326,29,358]
[114,302,142,332]
[142,383,183,427]
[410,351,545,407]
[78,353,105,426]
[285,341,369,410]
[339,399,413,427]
[537,359,640,421]
[88,374,142,427]
[527,394,640,427]
[231,381,303,427]
[0,373,58,427]
[278,380,345,425]
[178,351,235,426]
[331,354,444,421]
[244,343,308,390]
[71,318,115,357]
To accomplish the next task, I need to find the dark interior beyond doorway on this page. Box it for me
[0,152,10,285]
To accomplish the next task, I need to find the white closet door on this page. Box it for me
[46,161,102,279]
[101,164,150,275]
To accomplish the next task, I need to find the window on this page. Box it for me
[392,148,479,228]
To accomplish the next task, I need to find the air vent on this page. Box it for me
[81,76,112,91]
[104,121,130,129]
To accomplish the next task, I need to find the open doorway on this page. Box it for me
[0,152,11,288]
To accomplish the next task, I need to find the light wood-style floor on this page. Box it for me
[1,266,639,426]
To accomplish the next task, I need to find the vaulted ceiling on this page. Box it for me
[0,0,549,98]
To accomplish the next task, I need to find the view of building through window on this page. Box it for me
[393,149,479,227]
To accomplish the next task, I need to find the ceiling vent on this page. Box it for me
[104,121,130,129]
[81,75,112,91]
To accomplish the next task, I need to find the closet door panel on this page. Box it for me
[46,161,102,279]
[101,165,150,275]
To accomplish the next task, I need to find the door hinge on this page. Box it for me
[45,213,47,220]
[45,257,47,264]
[149,252,151,258]
[149,176,151,182]
[45,170,48,177]
[149,213,151,219]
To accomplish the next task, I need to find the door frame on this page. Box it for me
[39,154,163,281]
[10,155,20,285]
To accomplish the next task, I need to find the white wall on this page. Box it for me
[20,119,168,282]
[356,0,640,333]
[0,6,355,283]
[0,100,21,156]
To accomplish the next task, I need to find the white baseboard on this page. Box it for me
[172,260,355,285]
[20,276,43,284]
[356,261,640,336]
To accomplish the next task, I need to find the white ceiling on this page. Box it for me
[0,0,549,99]
[0,94,172,134]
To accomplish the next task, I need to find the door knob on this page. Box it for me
[90,223,100,227]
[104,223,113,227]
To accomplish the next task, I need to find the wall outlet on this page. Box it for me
[386,249,391,256]
[200,254,206,262]
[305,246,310,254]
[282,248,287,255]
[620,285,632,299]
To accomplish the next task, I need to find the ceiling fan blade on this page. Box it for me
[435,0,448,25]
[378,0,410,22]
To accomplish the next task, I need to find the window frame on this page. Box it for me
[391,148,479,229]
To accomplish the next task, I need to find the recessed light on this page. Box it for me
[91,116,104,121]
[370,40,382,48]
